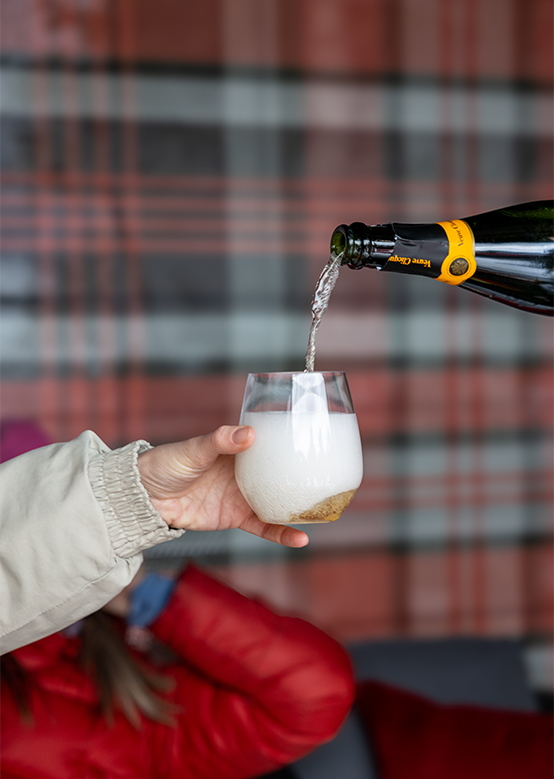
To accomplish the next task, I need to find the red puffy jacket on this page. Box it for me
[1,565,354,779]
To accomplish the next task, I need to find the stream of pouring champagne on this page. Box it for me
[304,251,343,372]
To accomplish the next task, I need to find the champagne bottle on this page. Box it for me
[331,200,554,315]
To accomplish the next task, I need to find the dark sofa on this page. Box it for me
[287,637,538,779]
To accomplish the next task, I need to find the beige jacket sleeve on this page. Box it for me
[0,430,183,654]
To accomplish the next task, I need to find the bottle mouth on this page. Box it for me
[330,222,395,269]
[330,226,348,259]
[331,223,372,268]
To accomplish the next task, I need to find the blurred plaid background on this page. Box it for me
[1,0,552,693]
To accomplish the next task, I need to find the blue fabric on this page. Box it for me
[128,574,176,628]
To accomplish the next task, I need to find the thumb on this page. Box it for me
[176,425,255,474]
[210,424,255,455]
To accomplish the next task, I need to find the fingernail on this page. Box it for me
[232,426,250,444]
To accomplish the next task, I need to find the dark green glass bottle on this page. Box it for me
[331,200,554,315]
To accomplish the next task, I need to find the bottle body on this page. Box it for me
[331,201,554,316]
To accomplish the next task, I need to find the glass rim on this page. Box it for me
[241,370,355,415]
[246,371,347,379]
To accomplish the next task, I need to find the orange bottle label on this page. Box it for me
[436,220,477,285]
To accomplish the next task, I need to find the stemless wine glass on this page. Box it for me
[235,372,363,524]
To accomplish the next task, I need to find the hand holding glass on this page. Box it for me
[235,372,363,524]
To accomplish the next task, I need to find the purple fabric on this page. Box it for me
[0,419,52,463]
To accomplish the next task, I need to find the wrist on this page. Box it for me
[147,496,182,527]
[89,439,184,555]
[137,447,190,528]
[137,449,169,524]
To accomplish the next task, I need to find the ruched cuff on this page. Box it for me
[88,440,184,558]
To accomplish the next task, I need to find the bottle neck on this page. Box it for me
[331,223,395,269]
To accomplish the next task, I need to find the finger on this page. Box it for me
[240,514,310,548]
[271,525,310,548]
